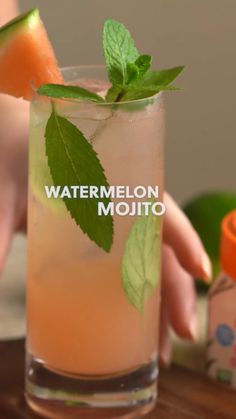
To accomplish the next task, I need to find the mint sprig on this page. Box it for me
[103,19,184,102]
[38,19,184,105]
[45,107,113,252]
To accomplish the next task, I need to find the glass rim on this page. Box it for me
[33,64,162,107]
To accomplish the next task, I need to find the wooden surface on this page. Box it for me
[0,339,235,419]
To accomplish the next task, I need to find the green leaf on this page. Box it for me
[125,55,152,85]
[141,66,185,87]
[135,55,152,78]
[106,83,178,103]
[122,205,161,312]
[120,84,178,101]
[118,65,183,102]
[37,84,104,102]
[183,192,236,292]
[105,85,122,102]
[45,108,113,252]
[103,19,139,86]
[126,63,139,84]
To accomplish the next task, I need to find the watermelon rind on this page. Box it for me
[0,8,39,43]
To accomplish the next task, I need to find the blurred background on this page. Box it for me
[0,0,235,368]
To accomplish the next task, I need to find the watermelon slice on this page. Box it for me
[0,8,63,100]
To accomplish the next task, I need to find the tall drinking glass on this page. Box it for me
[26,66,165,418]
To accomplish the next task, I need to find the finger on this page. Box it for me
[159,291,172,366]
[162,245,198,341]
[163,192,212,282]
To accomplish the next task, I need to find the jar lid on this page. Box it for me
[221,210,236,280]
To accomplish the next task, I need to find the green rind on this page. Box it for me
[0,8,39,43]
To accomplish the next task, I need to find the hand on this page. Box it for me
[159,192,212,365]
[0,95,29,274]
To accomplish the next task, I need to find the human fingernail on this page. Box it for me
[200,252,212,283]
[188,315,199,341]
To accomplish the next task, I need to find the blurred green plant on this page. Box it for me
[183,192,236,293]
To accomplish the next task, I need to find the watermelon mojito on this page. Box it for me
[0,8,184,418]
[27,66,164,418]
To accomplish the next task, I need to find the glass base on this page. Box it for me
[25,353,158,418]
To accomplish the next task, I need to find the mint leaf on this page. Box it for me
[120,84,178,102]
[106,83,178,103]
[45,108,113,252]
[125,55,152,85]
[141,66,185,87]
[135,55,152,78]
[116,65,184,102]
[38,84,104,102]
[126,63,139,84]
[105,85,122,102]
[103,19,139,86]
[122,206,161,312]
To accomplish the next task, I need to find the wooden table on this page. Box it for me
[0,339,235,418]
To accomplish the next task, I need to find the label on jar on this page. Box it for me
[207,272,236,387]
